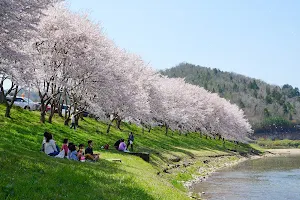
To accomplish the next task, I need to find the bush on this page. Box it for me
[256,138,300,148]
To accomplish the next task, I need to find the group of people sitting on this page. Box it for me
[41,132,99,162]
[114,132,134,152]
[42,131,135,162]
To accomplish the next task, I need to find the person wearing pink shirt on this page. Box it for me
[61,138,69,157]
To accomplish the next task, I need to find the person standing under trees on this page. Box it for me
[127,132,134,151]
[70,113,76,130]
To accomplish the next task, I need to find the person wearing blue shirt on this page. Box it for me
[68,144,78,161]
[127,132,134,151]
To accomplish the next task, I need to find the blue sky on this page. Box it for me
[67,0,300,88]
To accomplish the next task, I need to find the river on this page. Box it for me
[192,156,300,200]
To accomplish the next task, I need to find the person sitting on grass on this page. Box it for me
[85,140,99,161]
[61,138,69,157]
[67,142,74,158]
[69,144,78,161]
[41,131,50,152]
[77,144,85,162]
[44,133,60,156]
[114,139,121,150]
[118,139,127,152]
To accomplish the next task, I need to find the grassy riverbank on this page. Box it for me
[256,138,300,149]
[0,105,259,199]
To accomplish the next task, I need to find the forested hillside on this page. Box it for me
[161,63,300,131]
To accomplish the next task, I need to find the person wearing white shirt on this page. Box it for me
[41,132,49,152]
[70,114,76,130]
[44,133,59,156]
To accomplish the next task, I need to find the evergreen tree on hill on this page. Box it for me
[161,62,300,130]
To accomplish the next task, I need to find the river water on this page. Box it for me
[192,156,300,200]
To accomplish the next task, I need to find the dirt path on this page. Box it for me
[266,149,300,155]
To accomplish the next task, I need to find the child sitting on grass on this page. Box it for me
[61,138,69,157]
[77,144,85,162]
[69,144,78,161]
[67,142,74,158]
[85,140,99,161]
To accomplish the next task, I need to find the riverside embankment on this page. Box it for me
[0,105,258,200]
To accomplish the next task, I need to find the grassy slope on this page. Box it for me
[0,105,255,200]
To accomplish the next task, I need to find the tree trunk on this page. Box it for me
[64,119,68,125]
[106,120,113,134]
[80,112,84,121]
[5,105,11,117]
[57,94,63,117]
[64,106,71,125]
[38,82,51,124]
[75,114,79,126]
[64,88,68,123]
[40,108,46,123]
[106,123,112,134]
[4,85,18,118]
[165,123,169,135]
[116,119,122,130]
[48,101,55,123]
[58,99,63,117]
[73,100,80,126]
[0,92,4,104]
[0,79,5,104]
[40,100,46,123]
[39,98,50,124]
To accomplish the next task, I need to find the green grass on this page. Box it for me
[0,105,256,199]
[256,138,300,149]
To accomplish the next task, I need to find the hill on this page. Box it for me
[161,63,300,131]
[0,105,256,199]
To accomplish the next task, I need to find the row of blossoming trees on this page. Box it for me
[0,2,252,141]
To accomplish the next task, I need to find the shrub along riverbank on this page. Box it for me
[0,105,259,200]
[256,138,300,149]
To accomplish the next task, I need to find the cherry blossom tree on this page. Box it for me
[0,0,61,117]
[24,4,103,123]
[145,75,251,140]
[12,3,252,141]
